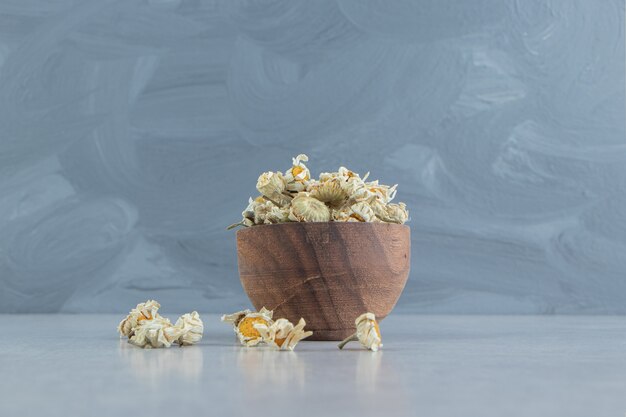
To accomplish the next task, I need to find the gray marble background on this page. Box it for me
[0,0,624,314]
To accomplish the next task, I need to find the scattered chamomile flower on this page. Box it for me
[118,300,204,349]
[253,318,313,350]
[222,307,274,347]
[174,311,204,346]
[337,313,383,352]
[220,309,252,326]
[129,316,179,349]
[118,299,162,338]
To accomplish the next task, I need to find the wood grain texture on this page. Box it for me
[236,222,410,340]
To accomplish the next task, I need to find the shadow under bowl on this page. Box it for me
[236,222,410,340]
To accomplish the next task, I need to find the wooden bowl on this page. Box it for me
[236,222,410,340]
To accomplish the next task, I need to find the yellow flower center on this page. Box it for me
[291,166,309,180]
[292,166,304,177]
[238,317,267,338]
[138,312,152,321]
[350,213,365,222]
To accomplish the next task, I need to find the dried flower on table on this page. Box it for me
[118,300,204,349]
[129,316,180,349]
[221,307,274,347]
[355,312,383,351]
[221,309,253,326]
[337,312,383,352]
[174,312,204,346]
[228,154,409,229]
[254,318,313,351]
[118,299,162,338]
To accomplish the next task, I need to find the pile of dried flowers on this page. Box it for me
[118,300,203,349]
[228,154,409,229]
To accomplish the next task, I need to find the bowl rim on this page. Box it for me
[235,221,410,236]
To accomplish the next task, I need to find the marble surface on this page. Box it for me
[1,314,625,417]
[1,1,625,314]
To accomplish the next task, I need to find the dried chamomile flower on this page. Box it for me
[332,202,377,223]
[128,316,182,349]
[118,299,162,338]
[308,177,348,207]
[318,172,338,182]
[254,318,313,351]
[324,166,367,182]
[222,307,274,347]
[264,205,290,224]
[119,300,204,349]
[355,312,383,351]
[253,199,279,225]
[257,171,291,207]
[221,309,252,326]
[366,181,398,204]
[174,312,204,346]
[348,201,378,222]
[385,203,409,224]
[342,187,367,205]
[338,313,383,352]
[289,195,331,222]
[284,154,310,192]
[240,198,257,222]
[252,199,292,225]
[332,208,351,222]
[372,202,409,224]
[339,176,372,204]
[369,199,388,221]
[227,197,260,229]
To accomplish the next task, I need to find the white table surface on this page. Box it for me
[1,314,625,417]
